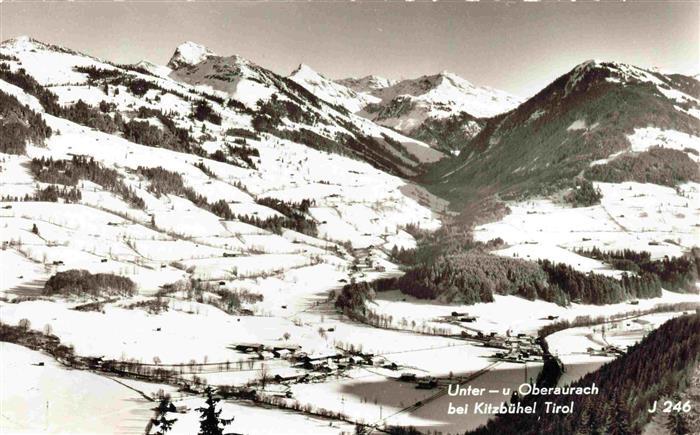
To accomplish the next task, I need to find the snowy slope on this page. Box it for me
[135,59,173,78]
[0,34,448,336]
[1,37,444,172]
[165,41,445,168]
[288,63,380,113]
[367,71,521,121]
[0,342,176,434]
[0,36,117,85]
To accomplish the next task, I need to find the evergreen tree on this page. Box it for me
[196,386,233,435]
[665,395,690,435]
[151,396,177,435]
[354,424,370,435]
[586,406,603,435]
[608,395,631,435]
[573,407,591,435]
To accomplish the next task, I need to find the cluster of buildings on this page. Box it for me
[485,334,544,363]
[587,344,625,357]
[232,343,392,377]
[398,373,439,389]
[296,350,387,373]
[231,343,302,360]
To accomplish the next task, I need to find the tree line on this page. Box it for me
[343,247,685,310]
[576,247,699,293]
[585,147,700,187]
[0,65,219,156]
[1,185,82,203]
[538,259,663,304]
[43,269,137,297]
[30,156,145,209]
[0,90,52,154]
[136,165,317,235]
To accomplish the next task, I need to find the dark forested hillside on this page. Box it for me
[423,61,700,210]
[395,253,554,304]
[538,259,662,304]
[585,147,700,186]
[0,90,52,154]
[30,156,145,209]
[402,111,484,155]
[384,229,693,307]
[575,247,700,293]
[386,254,667,306]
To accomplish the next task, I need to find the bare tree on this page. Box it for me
[258,363,270,389]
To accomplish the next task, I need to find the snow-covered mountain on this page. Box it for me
[164,42,445,171]
[0,38,445,177]
[289,66,511,155]
[0,34,447,296]
[166,41,216,70]
[335,71,521,154]
[288,64,380,114]
[425,59,700,207]
[366,71,521,120]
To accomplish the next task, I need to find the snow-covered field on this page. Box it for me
[0,342,176,434]
[475,181,700,263]
[0,342,354,435]
[546,311,688,364]
[368,289,699,336]
[166,396,355,435]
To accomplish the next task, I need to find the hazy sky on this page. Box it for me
[1,1,697,97]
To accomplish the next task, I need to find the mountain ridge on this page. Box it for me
[0,35,446,178]
[299,67,522,155]
[423,59,700,213]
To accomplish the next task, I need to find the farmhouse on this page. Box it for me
[416,377,438,389]
[399,373,417,382]
[232,343,264,353]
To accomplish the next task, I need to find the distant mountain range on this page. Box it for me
[292,65,522,155]
[2,36,698,216]
[162,41,447,175]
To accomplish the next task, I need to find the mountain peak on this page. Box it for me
[4,35,32,44]
[0,35,92,60]
[437,70,463,80]
[1,35,48,51]
[288,63,383,113]
[432,71,476,89]
[570,59,653,76]
[290,63,323,80]
[167,41,217,69]
[135,60,173,77]
[563,59,668,97]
